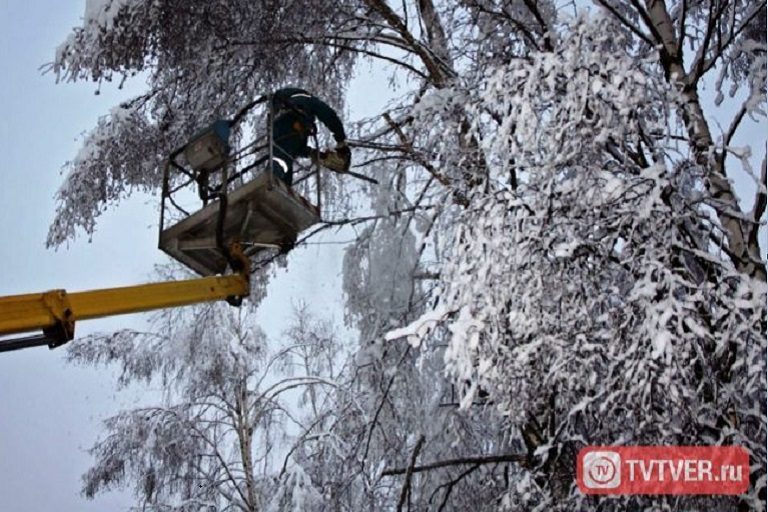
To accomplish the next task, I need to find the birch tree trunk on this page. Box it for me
[645,0,766,281]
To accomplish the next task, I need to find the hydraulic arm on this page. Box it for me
[0,243,249,353]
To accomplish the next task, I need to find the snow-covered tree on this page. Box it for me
[68,296,346,511]
[51,0,765,510]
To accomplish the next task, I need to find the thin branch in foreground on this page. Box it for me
[697,1,767,78]
[382,453,528,476]
[724,102,748,149]
[363,346,412,461]
[431,463,481,512]
[749,154,767,246]
[676,0,688,60]
[595,0,654,46]
[397,434,425,512]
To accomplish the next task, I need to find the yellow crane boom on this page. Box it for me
[0,244,249,353]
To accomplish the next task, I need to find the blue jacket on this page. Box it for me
[271,87,346,142]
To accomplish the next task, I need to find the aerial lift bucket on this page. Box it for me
[159,171,320,276]
[158,99,322,276]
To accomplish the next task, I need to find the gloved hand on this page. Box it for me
[335,140,351,172]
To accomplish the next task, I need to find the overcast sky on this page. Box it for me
[0,2,146,510]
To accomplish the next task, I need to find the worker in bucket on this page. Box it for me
[270,87,351,186]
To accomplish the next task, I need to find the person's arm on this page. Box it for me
[294,93,351,172]
[295,95,346,142]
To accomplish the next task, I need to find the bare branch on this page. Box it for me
[230,35,430,79]
[595,0,655,46]
[396,434,425,512]
[363,346,412,461]
[431,463,481,512]
[675,0,687,60]
[382,453,528,476]
[469,1,541,50]
[688,0,725,84]
[364,0,448,85]
[724,102,748,150]
[522,0,554,51]
[750,154,767,247]
[696,1,767,79]
[416,0,453,68]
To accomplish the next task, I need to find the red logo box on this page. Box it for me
[577,446,749,495]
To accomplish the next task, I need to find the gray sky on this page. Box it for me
[0,1,157,510]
